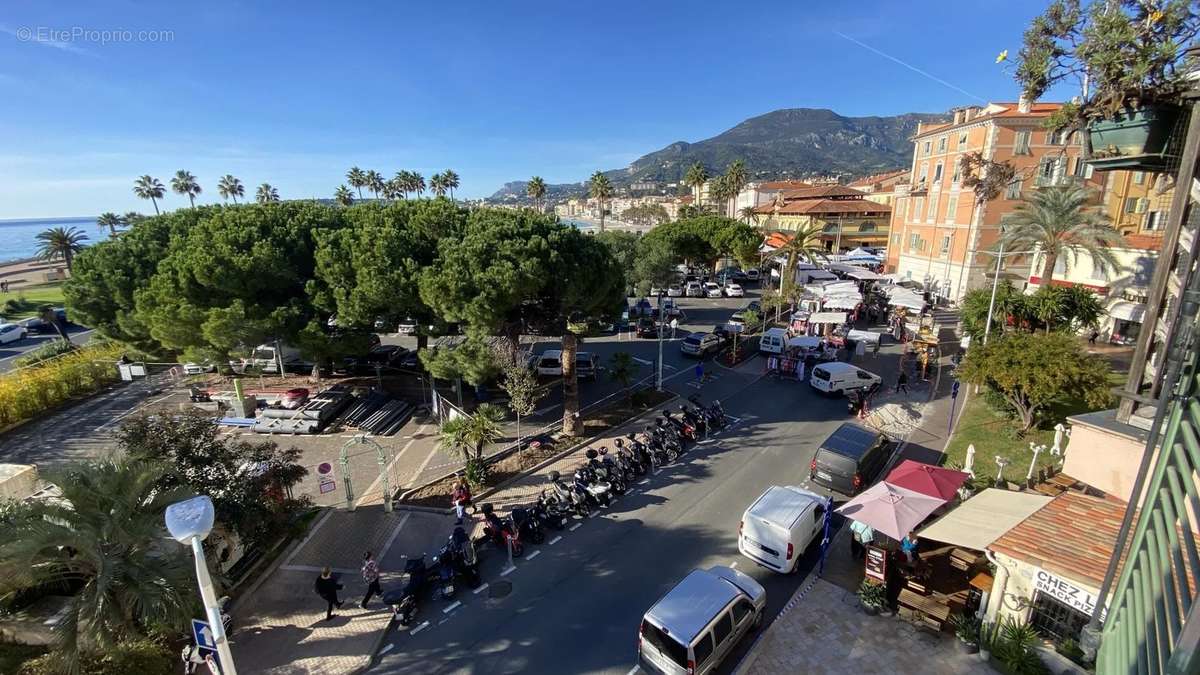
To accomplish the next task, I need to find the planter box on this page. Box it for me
[1087,105,1185,171]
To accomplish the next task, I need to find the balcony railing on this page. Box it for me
[1034,174,1082,188]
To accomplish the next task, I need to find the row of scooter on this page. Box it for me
[385,395,727,627]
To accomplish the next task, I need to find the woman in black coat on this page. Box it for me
[315,566,344,620]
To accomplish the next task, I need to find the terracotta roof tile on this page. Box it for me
[753,198,891,216]
[758,180,813,190]
[990,492,1126,588]
[1121,233,1165,251]
[848,169,909,188]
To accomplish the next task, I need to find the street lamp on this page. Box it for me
[166,496,238,675]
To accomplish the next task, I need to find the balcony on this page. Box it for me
[1034,174,1083,189]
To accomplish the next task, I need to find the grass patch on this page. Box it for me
[0,642,49,673]
[0,283,66,320]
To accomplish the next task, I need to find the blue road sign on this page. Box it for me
[192,618,217,654]
[952,380,961,399]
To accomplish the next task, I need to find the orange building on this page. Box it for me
[885,100,1103,302]
[753,185,892,250]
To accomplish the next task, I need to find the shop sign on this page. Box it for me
[1034,568,1103,618]
[865,545,887,582]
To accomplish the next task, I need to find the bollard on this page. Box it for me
[506,534,515,571]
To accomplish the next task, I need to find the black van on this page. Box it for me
[809,423,890,495]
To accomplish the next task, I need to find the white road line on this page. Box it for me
[443,601,462,614]
[626,667,640,675]
[589,511,601,518]
[654,469,663,475]
[380,643,395,655]
[501,565,517,576]
[473,583,490,595]
[730,561,739,569]
[380,513,411,557]
[438,618,450,625]
[569,523,582,531]
[527,550,541,560]
[639,479,649,485]
[549,536,563,545]
[356,424,431,507]
[410,621,431,635]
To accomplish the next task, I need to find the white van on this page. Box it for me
[758,327,788,355]
[738,486,826,574]
[638,566,766,675]
[809,362,882,395]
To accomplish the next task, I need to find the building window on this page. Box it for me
[892,232,901,246]
[945,194,958,222]
[918,163,929,185]
[951,159,962,183]
[1124,197,1139,213]
[940,235,951,257]
[1071,157,1086,177]
[937,136,947,153]
[958,131,968,147]
[923,140,932,156]
[913,197,924,220]
[1046,128,1070,145]
[859,222,876,233]
[1005,178,1022,200]
[1146,211,1163,231]
[908,233,920,251]
[927,195,938,220]
[1015,130,1032,154]
[1029,592,1090,648]
[823,222,839,233]
[933,162,944,183]
[1134,171,1146,184]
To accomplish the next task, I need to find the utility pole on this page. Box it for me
[982,234,1005,345]
[656,292,665,391]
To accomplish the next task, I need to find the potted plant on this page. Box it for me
[856,579,886,616]
[1012,0,1199,171]
[978,621,999,662]
[949,613,981,655]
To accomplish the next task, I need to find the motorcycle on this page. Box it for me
[687,394,727,430]
[651,423,681,460]
[547,470,589,518]
[592,448,627,494]
[511,506,545,545]
[680,404,707,438]
[535,488,571,529]
[383,557,431,626]
[663,409,697,441]
[627,433,656,472]
[480,503,525,557]
[181,596,232,673]
[432,526,481,598]
[573,465,613,509]
[613,438,645,477]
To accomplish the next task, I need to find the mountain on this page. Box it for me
[490,108,947,200]
[489,180,582,201]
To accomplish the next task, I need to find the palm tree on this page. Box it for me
[1029,285,1065,334]
[739,205,759,225]
[0,459,195,673]
[996,185,1123,285]
[430,172,448,197]
[347,166,367,199]
[132,175,165,215]
[256,183,280,203]
[217,174,245,203]
[35,226,89,272]
[170,170,202,208]
[608,351,637,406]
[382,178,401,200]
[365,170,384,200]
[438,403,506,486]
[96,212,122,237]
[122,211,145,227]
[527,176,547,212]
[773,224,827,321]
[412,172,426,197]
[722,159,748,217]
[443,169,460,200]
[589,171,614,231]
[684,162,709,207]
[390,172,408,199]
[334,185,354,206]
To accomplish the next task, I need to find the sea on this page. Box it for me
[0,217,104,263]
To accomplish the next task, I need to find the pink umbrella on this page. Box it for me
[835,482,946,541]
[885,460,970,501]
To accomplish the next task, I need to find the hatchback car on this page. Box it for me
[650,286,666,297]
[667,285,684,298]
[685,281,704,297]
[0,323,27,345]
[724,283,744,298]
[703,282,723,298]
[745,269,761,282]
[397,317,418,335]
[637,317,659,338]
[575,352,599,381]
[680,332,721,357]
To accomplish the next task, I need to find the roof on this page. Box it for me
[1066,409,1151,446]
[753,199,891,216]
[747,486,823,528]
[779,185,868,200]
[919,488,1053,552]
[847,169,909,189]
[1122,234,1165,251]
[989,491,1127,588]
[758,180,812,190]
[646,569,742,641]
[913,102,1067,139]
[818,422,882,461]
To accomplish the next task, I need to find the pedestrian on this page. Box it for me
[451,478,472,525]
[795,359,805,381]
[694,362,704,383]
[872,337,881,357]
[670,317,678,338]
[901,535,920,564]
[314,566,344,620]
[895,371,908,395]
[855,339,866,360]
[1089,329,1099,346]
[360,551,382,608]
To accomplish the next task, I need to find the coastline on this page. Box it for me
[564,216,655,234]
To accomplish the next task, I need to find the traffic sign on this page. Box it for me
[192,618,217,655]
[951,381,961,399]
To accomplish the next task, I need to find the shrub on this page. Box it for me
[0,342,125,427]
[857,579,887,608]
[463,458,490,488]
[994,618,1049,675]
[13,340,77,368]
[19,639,174,675]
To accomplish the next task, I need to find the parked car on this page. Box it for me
[0,319,27,341]
[745,268,761,282]
[397,317,418,335]
[738,486,826,573]
[758,327,789,355]
[809,423,890,495]
[680,332,721,357]
[703,282,723,298]
[685,281,704,297]
[667,285,684,298]
[636,317,659,338]
[638,566,765,675]
[808,362,882,396]
[744,300,762,314]
[724,283,744,298]
[535,350,564,377]
[650,285,666,297]
[727,312,761,334]
[632,298,654,317]
[181,361,216,375]
[576,352,599,381]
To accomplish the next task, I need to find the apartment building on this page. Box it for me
[752,185,891,251]
[885,100,1102,302]
[847,169,909,210]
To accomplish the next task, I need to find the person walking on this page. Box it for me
[1089,329,1099,346]
[694,362,704,384]
[360,551,382,608]
[895,371,908,396]
[670,317,678,339]
[314,566,344,620]
[451,479,472,525]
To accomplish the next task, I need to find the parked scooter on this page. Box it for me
[546,470,589,517]
[573,465,613,509]
[480,503,526,557]
[511,506,545,545]
[613,438,645,477]
[663,409,697,441]
[627,433,656,471]
[535,489,570,529]
[687,394,727,430]
[432,526,480,598]
[680,404,707,438]
[383,557,431,626]
[592,448,627,494]
[652,422,683,459]
[181,596,233,673]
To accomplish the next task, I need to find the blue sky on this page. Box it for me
[1,0,1070,218]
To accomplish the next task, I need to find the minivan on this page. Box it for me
[535,350,598,380]
[808,362,882,395]
[758,327,788,355]
[638,566,766,675]
[738,486,826,574]
[809,422,890,495]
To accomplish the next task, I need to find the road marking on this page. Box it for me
[527,550,541,560]
[589,511,600,518]
[626,667,639,675]
[632,357,653,366]
[501,565,517,576]
[569,523,582,531]
[473,583,489,595]
[380,643,394,655]
[654,469,663,475]
[549,536,563,545]
[356,424,430,507]
[380,513,411,558]
[93,391,175,432]
[443,601,461,614]
[638,479,649,485]
[410,621,431,635]
[438,618,450,626]
[730,561,739,569]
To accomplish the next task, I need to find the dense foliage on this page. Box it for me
[959,282,1104,339]
[0,341,125,427]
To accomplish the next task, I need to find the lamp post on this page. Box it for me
[656,291,665,391]
[166,496,238,675]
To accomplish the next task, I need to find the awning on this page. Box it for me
[847,329,882,344]
[788,335,821,349]
[918,488,1053,551]
[846,269,883,281]
[808,311,848,324]
[1109,301,1147,323]
[821,296,861,310]
[889,295,926,311]
[805,270,838,281]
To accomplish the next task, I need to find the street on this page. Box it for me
[0,325,94,373]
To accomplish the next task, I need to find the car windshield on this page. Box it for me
[683,337,701,346]
[641,621,687,668]
[252,348,275,360]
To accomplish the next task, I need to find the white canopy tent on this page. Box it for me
[846,268,884,281]
[822,296,861,310]
[788,335,822,349]
[808,311,848,325]
[890,295,926,311]
[847,329,882,344]
[918,489,1052,551]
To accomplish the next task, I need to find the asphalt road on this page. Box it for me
[367,340,891,675]
[0,325,94,373]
